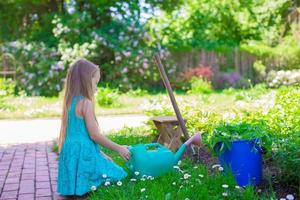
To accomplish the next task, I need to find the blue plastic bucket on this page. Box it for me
[216,139,262,186]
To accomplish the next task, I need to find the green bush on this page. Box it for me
[0,78,16,111]
[96,87,121,107]
[144,85,299,191]
[242,33,300,71]
[126,88,148,97]
[143,96,221,135]
[265,86,300,185]
[187,77,213,94]
[0,78,16,97]
[234,83,269,101]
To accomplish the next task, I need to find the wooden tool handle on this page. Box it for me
[154,54,190,140]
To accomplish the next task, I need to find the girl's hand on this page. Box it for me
[117,145,131,161]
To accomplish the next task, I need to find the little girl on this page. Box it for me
[57,58,131,196]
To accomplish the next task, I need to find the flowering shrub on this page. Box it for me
[266,70,300,88]
[51,13,166,91]
[176,66,213,91]
[181,66,213,81]
[214,73,249,89]
[0,9,170,96]
[0,41,62,96]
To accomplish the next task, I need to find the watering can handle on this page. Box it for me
[144,143,164,150]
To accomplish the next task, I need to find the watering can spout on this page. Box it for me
[174,144,187,163]
[174,133,202,164]
[184,132,202,146]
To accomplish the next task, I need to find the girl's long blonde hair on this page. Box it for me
[58,58,99,153]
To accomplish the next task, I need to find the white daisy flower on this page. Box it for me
[184,173,191,179]
[150,177,154,180]
[134,171,140,176]
[198,174,204,178]
[130,178,137,182]
[178,160,182,165]
[117,181,122,186]
[104,181,110,186]
[257,189,262,193]
[102,174,107,178]
[222,184,229,188]
[235,185,240,189]
[141,188,146,192]
[212,164,221,169]
[218,167,224,171]
[286,194,294,200]
[222,192,228,197]
[193,166,198,169]
[172,182,176,185]
[90,185,97,191]
[185,198,190,200]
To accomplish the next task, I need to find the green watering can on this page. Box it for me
[126,133,201,177]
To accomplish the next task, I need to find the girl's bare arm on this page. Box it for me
[82,99,131,160]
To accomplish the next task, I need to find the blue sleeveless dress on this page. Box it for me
[57,96,127,196]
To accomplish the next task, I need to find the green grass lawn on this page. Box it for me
[48,85,295,199]
[52,126,276,200]
[0,85,272,119]
[0,94,151,119]
[88,161,274,200]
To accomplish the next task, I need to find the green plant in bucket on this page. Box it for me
[208,122,271,186]
[208,121,271,155]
